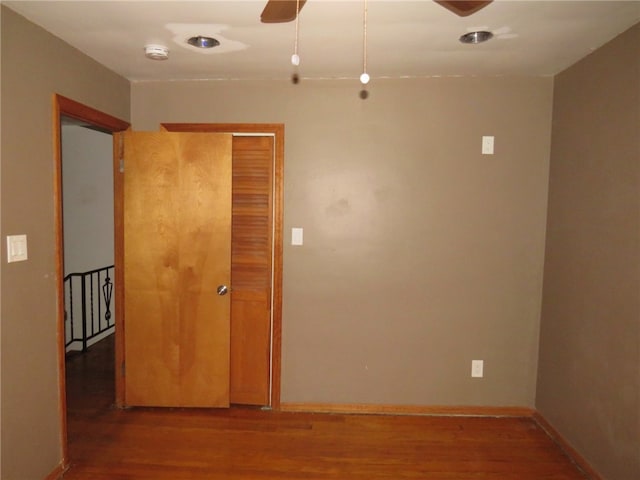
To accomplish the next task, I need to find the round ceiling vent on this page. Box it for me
[144,44,169,60]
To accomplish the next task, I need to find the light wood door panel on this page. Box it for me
[230,136,274,405]
[124,131,232,407]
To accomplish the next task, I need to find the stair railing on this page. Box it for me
[64,265,115,352]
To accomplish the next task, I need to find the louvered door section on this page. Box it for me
[229,135,274,405]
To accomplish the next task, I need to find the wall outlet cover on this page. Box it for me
[482,136,495,155]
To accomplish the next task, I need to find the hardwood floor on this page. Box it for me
[64,337,588,479]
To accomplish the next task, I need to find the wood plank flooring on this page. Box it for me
[64,336,588,479]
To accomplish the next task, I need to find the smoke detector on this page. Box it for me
[144,44,169,60]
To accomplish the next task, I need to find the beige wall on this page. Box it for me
[0,7,130,479]
[537,23,640,480]
[133,76,553,407]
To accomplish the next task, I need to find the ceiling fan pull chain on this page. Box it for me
[360,0,370,98]
[363,0,368,76]
[291,0,301,83]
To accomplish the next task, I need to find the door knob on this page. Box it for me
[216,285,228,296]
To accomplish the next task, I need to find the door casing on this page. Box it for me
[53,94,130,469]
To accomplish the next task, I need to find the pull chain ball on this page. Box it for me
[359,72,370,99]
[291,54,300,84]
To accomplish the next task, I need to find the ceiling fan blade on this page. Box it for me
[261,0,308,23]
[435,1,493,17]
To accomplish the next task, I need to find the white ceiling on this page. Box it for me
[5,0,640,82]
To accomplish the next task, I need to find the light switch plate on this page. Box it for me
[471,359,484,378]
[482,136,495,155]
[7,234,28,263]
[291,227,303,246]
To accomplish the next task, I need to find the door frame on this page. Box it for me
[53,94,130,467]
[159,123,284,409]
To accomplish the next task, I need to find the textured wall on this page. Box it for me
[133,75,553,408]
[0,7,129,479]
[537,23,640,480]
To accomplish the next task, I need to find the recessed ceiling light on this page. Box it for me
[144,44,169,60]
[459,31,494,44]
[187,36,220,49]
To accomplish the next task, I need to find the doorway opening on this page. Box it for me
[60,118,119,470]
[61,119,115,354]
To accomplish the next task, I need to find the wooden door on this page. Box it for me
[123,131,232,407]
[230,136,274,405]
